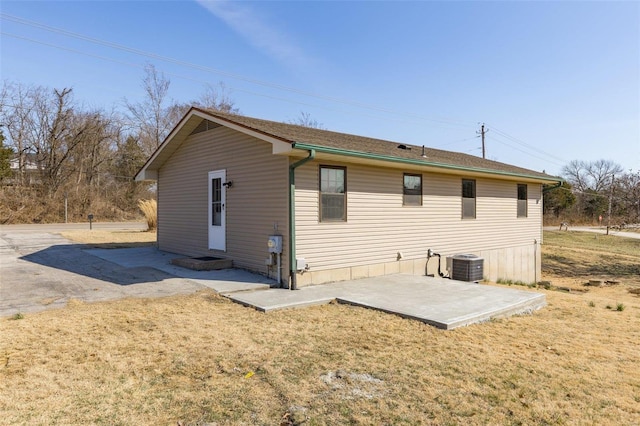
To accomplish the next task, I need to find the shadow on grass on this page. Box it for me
[543,253,640,278]
[586,257,640,276]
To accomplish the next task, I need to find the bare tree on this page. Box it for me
[560,159,627,222]
[164,102,191,131]
[1,81,155,223]
[30,87,85,193]
[287,111,326,129]
[1,82,39,185]
[562,159,623,192]
[124,64,173,156]
[586,159,624,192]
[561,160,589,193]
[194,82,239,113]
[163,83,240,126]
[158,83,241,142]
[1,75,241,223]
[614,170,640,222]
[69,111,115,188]
[125,67,241,158]
[1,85,115,195]
[0,128,13,183]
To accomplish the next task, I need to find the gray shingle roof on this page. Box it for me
[197,107,559,181]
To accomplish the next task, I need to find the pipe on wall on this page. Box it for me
[288,148,315,290]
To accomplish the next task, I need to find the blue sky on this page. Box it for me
[1,0,639,176]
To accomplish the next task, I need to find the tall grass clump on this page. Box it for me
[138,199,157,230]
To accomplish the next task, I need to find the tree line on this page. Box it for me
[544,159,640,226]
[1,66,638,226]
[0,65,238,224]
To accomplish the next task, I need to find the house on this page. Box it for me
[135,107,561,288]
[7,154,39,185]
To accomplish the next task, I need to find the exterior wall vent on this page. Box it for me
[190,119,221,135]
[450,254,484,282]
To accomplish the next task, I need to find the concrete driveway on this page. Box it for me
[0,227,273,317]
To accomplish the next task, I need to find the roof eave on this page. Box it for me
[291,142,562,184]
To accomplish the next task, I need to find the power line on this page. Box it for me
[488,130,567,167]
[0,34,469,135]
[431,136,479,149]
[485,123,568,164]
[488,134,565,168]
[1,13,477,129]
[1,12,576,170]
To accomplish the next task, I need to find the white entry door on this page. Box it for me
[208,170,226,251]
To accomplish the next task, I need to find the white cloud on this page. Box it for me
[195,0,313,70]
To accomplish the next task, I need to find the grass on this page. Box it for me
[1,231,639,425]
[542,231,640,281]
[543,230,640,258]
[59,229,157,249]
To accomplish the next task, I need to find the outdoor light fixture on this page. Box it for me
[222,181,233,188]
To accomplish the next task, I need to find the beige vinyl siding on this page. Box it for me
[158,126,289,280]
[294,161,542,282]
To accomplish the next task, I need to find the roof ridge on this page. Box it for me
[193,107,559,181]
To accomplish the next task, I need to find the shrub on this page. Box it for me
[138,199,157,231]
[538,281,552,290]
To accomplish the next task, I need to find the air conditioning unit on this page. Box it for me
[450,254,484,282]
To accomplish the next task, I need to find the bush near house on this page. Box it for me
[138,199,157,231]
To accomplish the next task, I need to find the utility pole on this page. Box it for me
[477,124,488,159]
[606,175,615,235]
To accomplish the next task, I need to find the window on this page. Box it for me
[403,173,422,206]
[320,166,346,221]
[462,179,476,219]
[517,184,528,217]
[211,177,222,226]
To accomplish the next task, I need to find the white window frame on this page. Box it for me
[319,165,347,222]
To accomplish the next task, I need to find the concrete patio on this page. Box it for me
[227,274,546,330]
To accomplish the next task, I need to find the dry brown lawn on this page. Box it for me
[1,231,639,425]
[59,229,157,248]
[542,231,640,281]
